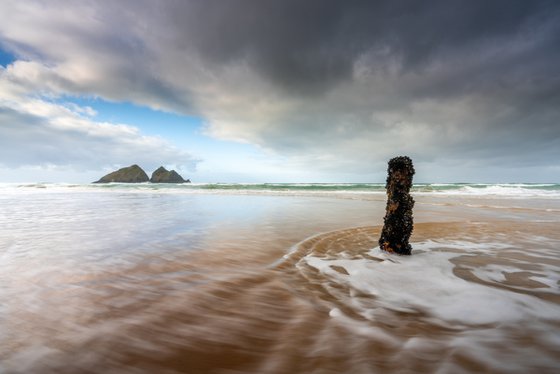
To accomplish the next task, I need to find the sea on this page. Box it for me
[1,183,559,373]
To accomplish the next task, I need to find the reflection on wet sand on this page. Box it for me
[2,193,560,373]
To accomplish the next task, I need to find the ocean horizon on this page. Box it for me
[4,181,560,198]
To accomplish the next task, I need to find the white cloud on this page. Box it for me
[0,66,198,173]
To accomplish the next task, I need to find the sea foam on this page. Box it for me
[2,182,560,198]
[303,240,560,327]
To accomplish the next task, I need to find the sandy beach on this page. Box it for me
[1,184,559,373]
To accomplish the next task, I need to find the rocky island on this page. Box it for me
[150,166,190,183]
[94,164,149,183]
[94,165,190,184]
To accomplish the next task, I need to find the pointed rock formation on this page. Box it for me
[150,166,188,183]
[379,156,415,255]
[94,164,149,183]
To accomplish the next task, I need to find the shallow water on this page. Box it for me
[1,187,559,373]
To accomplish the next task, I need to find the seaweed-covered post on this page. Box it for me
[379,156,415,255]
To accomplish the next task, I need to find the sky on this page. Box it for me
[0,0,559,183]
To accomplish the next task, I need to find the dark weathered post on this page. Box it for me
[379,156,415,255]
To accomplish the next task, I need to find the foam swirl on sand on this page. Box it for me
[282,222,560,372]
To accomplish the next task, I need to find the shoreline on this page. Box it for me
[2,181,560,199]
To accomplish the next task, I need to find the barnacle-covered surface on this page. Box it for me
[379,156,415,255]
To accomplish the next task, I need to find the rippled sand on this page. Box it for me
[1,192,559,373]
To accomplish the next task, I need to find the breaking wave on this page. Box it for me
[3,182,560,198]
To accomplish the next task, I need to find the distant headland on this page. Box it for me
[93,165,190,183]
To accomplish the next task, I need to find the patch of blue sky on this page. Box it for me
[52,96,273,181]
[58,96,199,133]
[55,97,232,146]
[0,46,16,67]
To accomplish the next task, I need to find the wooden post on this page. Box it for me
[379,156,415,255]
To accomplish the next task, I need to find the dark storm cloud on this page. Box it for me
[171,0,559,95]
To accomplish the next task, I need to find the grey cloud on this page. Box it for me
[168,0,560,172]
[0,1,192,112]
[167,0,558,95]
[0,0,559,181]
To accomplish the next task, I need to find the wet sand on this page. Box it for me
[1,192,559,373]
